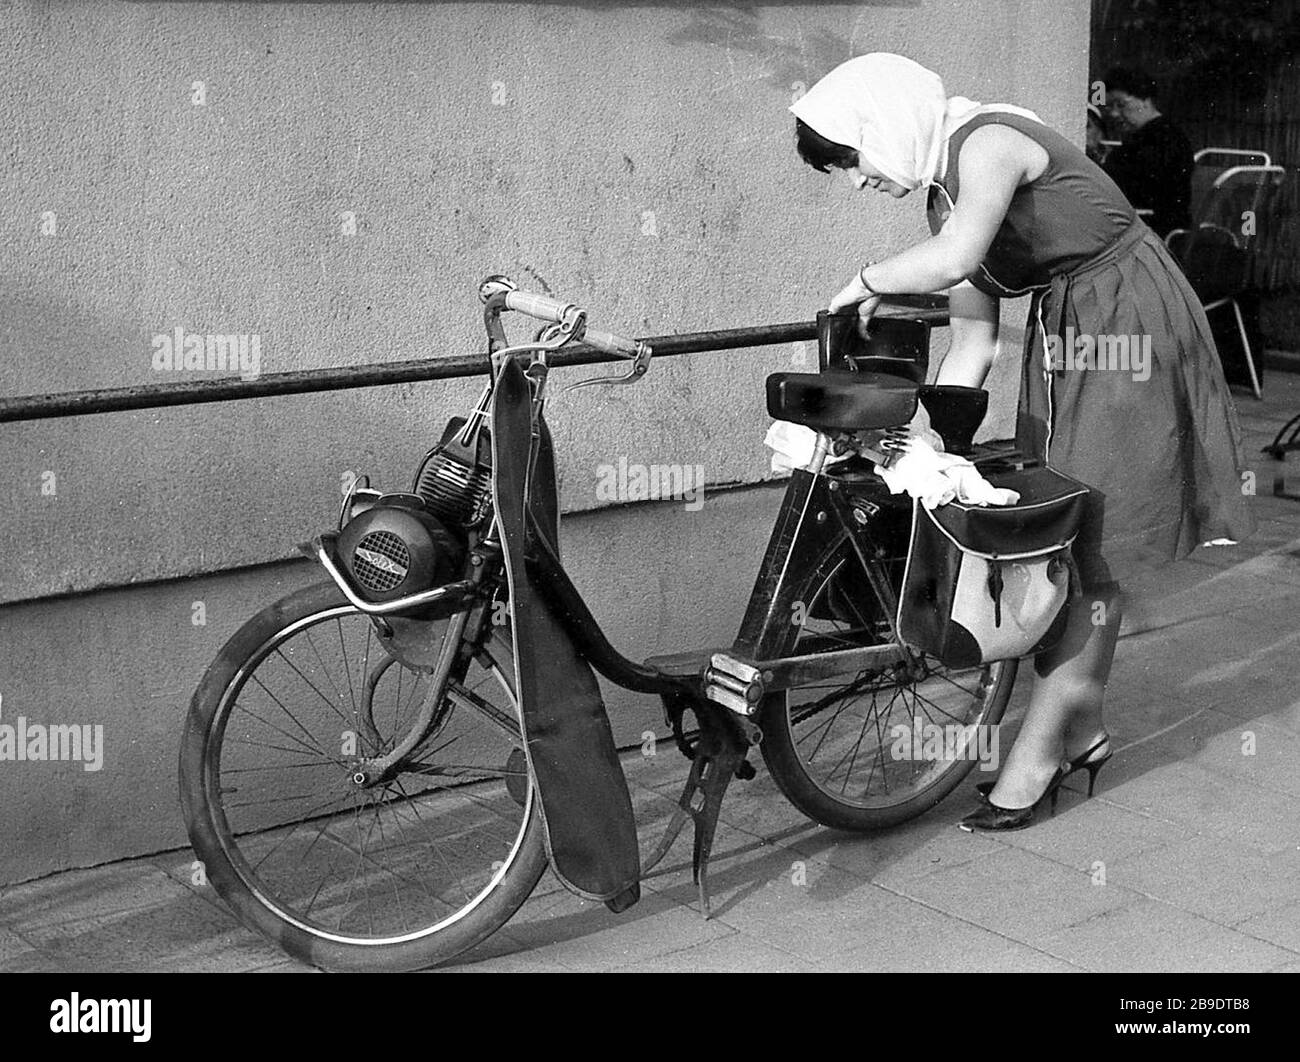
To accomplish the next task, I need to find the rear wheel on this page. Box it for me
[759,538,1016,831]
[179,582,546,971]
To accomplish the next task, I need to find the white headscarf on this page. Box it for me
[790,53,1043,191]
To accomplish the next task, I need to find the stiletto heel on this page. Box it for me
[1084,756,1110,797]
[1072,735,1112,799]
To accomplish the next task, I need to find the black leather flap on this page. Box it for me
[925,466,1092,557]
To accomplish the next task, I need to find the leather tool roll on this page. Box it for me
[489,359,641,902]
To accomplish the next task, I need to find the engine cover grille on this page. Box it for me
[351,530,410,593]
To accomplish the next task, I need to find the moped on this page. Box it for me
[179,276,1017,971]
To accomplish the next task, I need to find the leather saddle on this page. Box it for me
[766,371,918,432]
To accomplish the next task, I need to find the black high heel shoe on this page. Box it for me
[975,735,1113,803]
[959,764,1068,832]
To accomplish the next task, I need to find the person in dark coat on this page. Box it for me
[1101,67,1194,237]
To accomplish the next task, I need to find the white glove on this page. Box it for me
[875,438,1020,509]
[947,464,1022,507]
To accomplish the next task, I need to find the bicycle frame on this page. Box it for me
[299,286,931,913]
[483,286,915,700]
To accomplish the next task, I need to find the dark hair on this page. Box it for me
[795,118,859,173]
[1103,66,1158,103]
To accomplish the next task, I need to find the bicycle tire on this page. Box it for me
[179,581,547,972]
[758,536,1017,831]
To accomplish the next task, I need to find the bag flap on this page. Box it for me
[926,466,1091,557]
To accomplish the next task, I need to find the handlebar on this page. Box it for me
[504,290,575,325]
[578,326,640,358]
[492,279,643,360]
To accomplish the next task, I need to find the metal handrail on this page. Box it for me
[0,297,948,424]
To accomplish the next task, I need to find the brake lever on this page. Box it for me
[489,313,584,375]
[558,340,652,394]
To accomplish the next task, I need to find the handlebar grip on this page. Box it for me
[504,290,573,324]
[582,327,640,357]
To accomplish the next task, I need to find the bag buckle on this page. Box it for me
[986,559,1004,627]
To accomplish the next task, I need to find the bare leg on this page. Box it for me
[1061,587,1124,760]
[989,587,1123,809]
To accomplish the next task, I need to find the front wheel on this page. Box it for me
[179,582,547,971]
[759,538,1017,831]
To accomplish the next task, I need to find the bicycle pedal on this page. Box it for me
[703,653,765,717]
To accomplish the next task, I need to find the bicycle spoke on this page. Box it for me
[392,779,477,907]
[368,804,408,934]
[337,795,383,934]
[819,681,898,792]
[247,787,359,874]
[244,676,336,761]
[910,685,973,727]
[225,736,334,762]
[305,625,348,715]
[221,758,349,773]
[224,789,350,810]
[395,662,404,738]
[272,646,354,732]
[336,617,359,719]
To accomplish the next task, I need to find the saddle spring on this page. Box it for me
[838,425,911,468]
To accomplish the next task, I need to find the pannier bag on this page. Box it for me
[896,466,1092,667]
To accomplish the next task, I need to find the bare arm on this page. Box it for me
[828,124,1048,308]
[936,280,999,387]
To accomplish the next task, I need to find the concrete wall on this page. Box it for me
[0,0,1090,883]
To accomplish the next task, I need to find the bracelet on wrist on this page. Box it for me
[858,264,880,297]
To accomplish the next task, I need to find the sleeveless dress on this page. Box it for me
[927,112,1256,590]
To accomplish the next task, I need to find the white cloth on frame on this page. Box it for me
[874,437,1021,510]
[764,420,847,473]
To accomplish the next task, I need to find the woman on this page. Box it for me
[790,54,1255,831]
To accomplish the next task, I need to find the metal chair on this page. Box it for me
[1165,158,1284,399]
[1190,149,1273,220]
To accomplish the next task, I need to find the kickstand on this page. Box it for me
[641,715,745,920]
